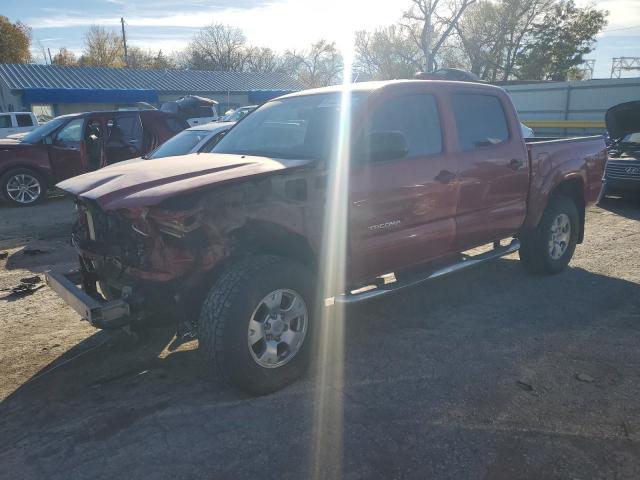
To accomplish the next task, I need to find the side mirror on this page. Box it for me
[43,135,53,145]
[366,131,409,162]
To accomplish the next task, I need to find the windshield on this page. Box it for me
[213,93,366,160]
[622,132,640,144]
[147,129,210,159]
[20,117,68,144]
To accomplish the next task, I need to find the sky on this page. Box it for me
[4,0,640,79]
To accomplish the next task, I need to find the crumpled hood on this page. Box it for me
[57,152,312,210]
[605,101,640,140]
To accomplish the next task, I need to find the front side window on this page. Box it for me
[214,93,366,160]
[56,118,85,143]
[452,94,509,150]
[368,94,442,158]
[16,114,34,127]
[20,116,67,144]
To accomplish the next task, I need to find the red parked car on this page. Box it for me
[0,110,188,206]
[48,80,606,394]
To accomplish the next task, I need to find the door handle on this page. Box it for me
[508,158,524,170]
[435,170,456,184]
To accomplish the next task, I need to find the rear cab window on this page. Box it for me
[369,94,443,158]
[452,93,509,150]
[15,114,34,127]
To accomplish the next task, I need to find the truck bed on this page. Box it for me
[524,135,607,229]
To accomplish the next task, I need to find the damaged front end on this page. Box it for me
[47,196,225,335]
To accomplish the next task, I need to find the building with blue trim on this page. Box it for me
[0,64,302,119]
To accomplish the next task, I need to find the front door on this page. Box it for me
[451,92,529,249]
[348,91,458,283]
[47,118,85,181]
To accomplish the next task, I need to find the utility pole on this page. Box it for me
[121,17,129,67]
[47,48,53,65]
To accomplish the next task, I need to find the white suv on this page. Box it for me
[0,112,39,139]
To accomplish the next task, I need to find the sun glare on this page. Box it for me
[310,30,355,480]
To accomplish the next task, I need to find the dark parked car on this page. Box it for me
[602,101,640,198]
[0,110,188,206]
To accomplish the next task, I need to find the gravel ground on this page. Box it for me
[0,195,639,480]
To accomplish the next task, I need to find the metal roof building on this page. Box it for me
[0,64,303,118]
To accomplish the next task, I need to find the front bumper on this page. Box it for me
[45,270,131,329]
[604,176,640,193]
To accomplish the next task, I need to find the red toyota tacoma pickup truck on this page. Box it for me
[46,80,607,394]
[0,110,187,206]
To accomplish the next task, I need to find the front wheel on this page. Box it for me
[519,195,579,275]
[1,168,46,206]
[198,255,316,395]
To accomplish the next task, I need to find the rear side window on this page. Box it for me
[370,94,442,157]
[452,94,509,150]
[16,114,34,127]
[0,114,11,128]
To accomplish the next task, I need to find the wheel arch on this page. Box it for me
[228,220,318,271]
[0,163,51,190]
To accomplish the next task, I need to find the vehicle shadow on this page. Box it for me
[598,195,640,220]
[1,257,639,478]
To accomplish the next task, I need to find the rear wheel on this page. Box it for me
[1,168,46,206]
[199,255,316,395]
[519,195,579,275]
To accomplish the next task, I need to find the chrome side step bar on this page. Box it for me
[332,239,520,305]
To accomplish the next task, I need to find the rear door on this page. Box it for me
[452,91,529,249]
[105,114,143,164]
[47,118,86,181]
[348,90,458,282]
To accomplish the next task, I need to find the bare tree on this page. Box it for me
[126,47,176,69]
[79,25,125,68]
[355,25,424,80]
[52,47,78,66]
[403,0,476,72]
[283,40,343,88]
[186,24,249,71]
[245,46,284,73]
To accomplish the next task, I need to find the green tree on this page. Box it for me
[517,0,607,80]
[0,16,32,63]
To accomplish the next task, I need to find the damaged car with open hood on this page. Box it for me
[46,80,607,394]
[602,100,640,198]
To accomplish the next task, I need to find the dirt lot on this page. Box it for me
[1,195,639,479]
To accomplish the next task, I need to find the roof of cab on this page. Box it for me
[277,79,506,100]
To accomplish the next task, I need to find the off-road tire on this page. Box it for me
[519,195,579,275]
[199,255,316,395]
[1,167,46,206]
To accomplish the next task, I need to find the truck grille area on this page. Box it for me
[605,159,640,181]
[73,200,148,270]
